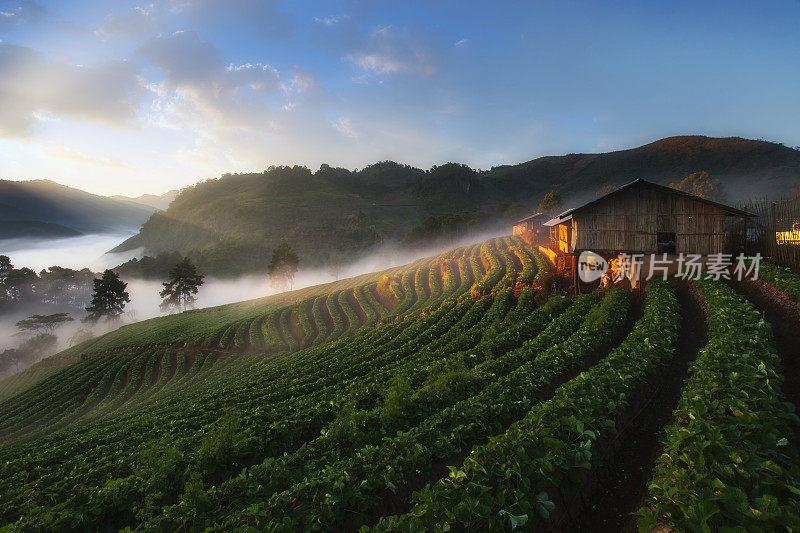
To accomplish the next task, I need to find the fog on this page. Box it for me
[0,229,507,366]
[0,233,140,271]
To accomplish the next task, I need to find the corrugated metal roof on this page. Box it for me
[543,214,572,226]
[549,178,756,222]
[514,212,547,224]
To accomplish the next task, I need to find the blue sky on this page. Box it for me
[0,0,798,195]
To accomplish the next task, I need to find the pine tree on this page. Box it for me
[85,270,130,322]
[159,257,204,312]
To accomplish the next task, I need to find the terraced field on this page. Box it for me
[0,235,799,532]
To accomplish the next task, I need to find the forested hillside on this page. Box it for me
[112,136,800,275]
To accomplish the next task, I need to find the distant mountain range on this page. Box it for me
[111,190,179,211]
[0,179,157,240]
[110,135,800,275]
[3,136,798,271]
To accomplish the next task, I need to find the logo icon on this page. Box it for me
[577,251,608,282]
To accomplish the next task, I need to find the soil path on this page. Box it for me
[576,279,706,532]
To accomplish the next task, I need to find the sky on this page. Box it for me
[0,0,798,196]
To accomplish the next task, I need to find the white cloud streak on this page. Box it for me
[0,43,142,138]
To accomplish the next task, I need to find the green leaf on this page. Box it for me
[499,510,529,530]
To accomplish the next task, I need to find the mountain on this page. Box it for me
[111,162,501,275]
[111,190,179,211]
[483,135,800,203]
[0,220,82,240]
[112,136,800,275]
[0,179,155,237]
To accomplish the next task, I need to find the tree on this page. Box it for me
[85,270,130,322]
[0,348,20,374]
[4,267,38,302]
[0,255,11,284]
[268,242,299,291]
[159,257,205,312]
[596,184,617,198]
[538,190,563,217]
[327,251,345,281]
[16,313,74,334]
[670,171,727,202]
[68,328,94,347]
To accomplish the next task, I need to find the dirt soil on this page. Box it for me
[574,278,707,532]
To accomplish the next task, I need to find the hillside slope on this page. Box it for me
[0,179,155,235]
[112,136,800,274]
[1,235,798,531]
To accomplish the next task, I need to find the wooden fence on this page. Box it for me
[739,189,800,272]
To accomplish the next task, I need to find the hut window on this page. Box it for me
[657,231,676,254]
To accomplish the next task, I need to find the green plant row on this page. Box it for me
[758,262,800,302]
[0,238,547,530]
[220,291,623,531]
[471,240,506,297]
[636,279,800,531]
[509,236,538,285]
[145,291,558,531]
[0,294,490,529]
[377,280,679,532]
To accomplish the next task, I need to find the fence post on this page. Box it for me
[770,202,777,262]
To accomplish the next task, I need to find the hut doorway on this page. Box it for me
[657,231,676,254]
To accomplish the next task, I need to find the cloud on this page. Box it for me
[314,15,348,26]
[226,63,281,93]
[166,0,292,39]
[139,31,282,133]
[140,31,280,94]
[349,53,407,76]
[286,68,320,94]
[44,145,130,169]
[137,30,293,170]
[0,43,142,138]
[347,25,437,79]
[0,1,45,27]
[332,117,358,138]
[95,6,156,40]
[139,30,221,86]
[454,38,469,47]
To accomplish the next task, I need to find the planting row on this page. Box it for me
[636,279,800,530]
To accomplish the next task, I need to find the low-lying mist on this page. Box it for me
[0,228,508,378]
[0,233,140,271]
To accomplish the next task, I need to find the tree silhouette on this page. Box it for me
[670,171,728,202]
[538,190,563,217]
[16,313,74,334]
[595,184,618,198]
[268,242,299,291]
[85,270,130,322]
[0,255,11,283]
[327,251,345,281]
[68,327,94,347]
[159,257,204,312]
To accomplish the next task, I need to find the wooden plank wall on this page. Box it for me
[572,187,730,254]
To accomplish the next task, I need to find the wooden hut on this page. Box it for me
[542,179,756,289]
[512,212,548,243]
[543,179,754,255]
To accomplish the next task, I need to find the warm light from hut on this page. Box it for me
[776,223,800,245]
